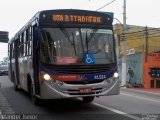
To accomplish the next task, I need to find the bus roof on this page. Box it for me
[9,9,114,43]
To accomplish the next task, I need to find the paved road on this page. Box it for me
[0,76,160,120]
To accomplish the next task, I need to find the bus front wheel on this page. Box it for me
[82,96,94,103]
[30,84,41,105]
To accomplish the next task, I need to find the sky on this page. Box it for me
[0,0,160,61]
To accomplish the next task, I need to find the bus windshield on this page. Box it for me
[40,28,115,65]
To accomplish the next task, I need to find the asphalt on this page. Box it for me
[0,76,160,120]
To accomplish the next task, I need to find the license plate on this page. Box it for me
[79,88,92,93]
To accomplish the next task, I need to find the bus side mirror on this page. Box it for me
[0,31,9,43]
[33,27,39,40]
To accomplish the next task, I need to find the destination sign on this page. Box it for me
[39,10,113,27]
[53,14,102,23]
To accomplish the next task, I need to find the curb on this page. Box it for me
[121,87,160,96]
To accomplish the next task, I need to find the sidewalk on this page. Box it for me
[0,88,15,115]
[127,88,160,95]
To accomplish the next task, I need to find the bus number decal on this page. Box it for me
[94,75,106,80]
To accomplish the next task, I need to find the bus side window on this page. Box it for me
[40,30,51,62]
[26,29,29,56]
[19,34,24,57]
[28,26,33,55]
[46,31,56,62]
[26,28,32,56]
[12,42,15,58]
[23,31,27,56]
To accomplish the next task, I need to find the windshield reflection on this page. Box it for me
[40,28,115,65]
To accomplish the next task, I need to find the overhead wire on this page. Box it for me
[96,0,117,11]
[94,0,160,52]
[120,27,160,39]
[95,1,160,40]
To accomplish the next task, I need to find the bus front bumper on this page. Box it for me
[40,78,120,99]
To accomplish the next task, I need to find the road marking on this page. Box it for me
[93,102,141,120]
[0,109,4,120]
[121,92,160,103]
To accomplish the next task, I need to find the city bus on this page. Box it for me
[8,9,119,104]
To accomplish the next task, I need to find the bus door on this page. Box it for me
[8,43,12,81]
[33,25,40,95]
[15,38,20,86]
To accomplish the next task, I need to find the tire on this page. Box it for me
[82,96,94,103]
[14,84,20,91]
[12,74,20,91]
[30,83,41,105]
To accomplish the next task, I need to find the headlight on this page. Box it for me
[43,74,51,81]
[113,72,119,78]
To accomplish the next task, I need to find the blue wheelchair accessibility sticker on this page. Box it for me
[85,53,95,64]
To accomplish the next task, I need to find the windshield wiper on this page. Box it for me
[72,32,77,56]
[86,31,89,53]
[79,28,85,63]
[57,24,74,45]
[58,25,78,56]
[87,28,98,43]
[60,28,73,44]
[85,28,98,53]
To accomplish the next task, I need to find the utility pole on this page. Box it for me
[121,0,127,87]
[145,26,148,63]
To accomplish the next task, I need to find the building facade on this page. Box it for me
[114,24,160,88]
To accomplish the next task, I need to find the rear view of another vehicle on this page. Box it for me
[0,62,8,76]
